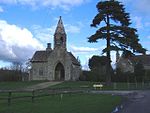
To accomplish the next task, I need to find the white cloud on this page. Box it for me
[31,17,82,48]
[135,0,150,14]
[31,22,81,49]
[120,0,150,15]
[148,36,150,39]
[65,24,81,33]
[0,0,88,10]
[31,25,55,45]
[145,22,150,27]
[0,20,44,63]
[146,50,150,54]
[132,16,143,29]
[70,45,99,54]
[0,0,17,4]
[0,6,4,12]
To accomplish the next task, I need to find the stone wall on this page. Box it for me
[30,62,48,80]
[71,64,81,81]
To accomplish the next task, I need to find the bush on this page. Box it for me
[112,68,135,82]
[79,70,106,82]
[144,69,150,82]
[0,69,22,81]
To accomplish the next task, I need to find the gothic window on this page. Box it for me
[60,37,63,44]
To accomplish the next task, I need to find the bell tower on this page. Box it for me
[54,16,66,49]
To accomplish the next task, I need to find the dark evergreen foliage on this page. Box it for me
[88,0,146,54]
[88,55,109,70]
[88,0,146,84]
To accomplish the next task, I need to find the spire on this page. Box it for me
[55,16,66,34]
[54,16,67,49]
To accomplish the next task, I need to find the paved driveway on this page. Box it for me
[119,90,150,113]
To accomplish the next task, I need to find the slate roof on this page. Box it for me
[31,51,80,66]
[130,54,150,66]
[30,51,51,62]
[68,52,80,66]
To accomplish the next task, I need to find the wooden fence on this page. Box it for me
[0,89,85,106]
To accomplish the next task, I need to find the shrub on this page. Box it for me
[0,69,22,81]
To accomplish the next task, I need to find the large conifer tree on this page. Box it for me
[88,0,146,84]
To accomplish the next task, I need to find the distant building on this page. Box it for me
[116,51,150,73]
[30,16,81,81]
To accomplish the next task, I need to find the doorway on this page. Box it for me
[55,63,65,81]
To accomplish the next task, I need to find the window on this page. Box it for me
[60,37,63,43]
[39,68,44,76]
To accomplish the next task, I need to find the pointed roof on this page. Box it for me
[55,16,66,34]
[68,52,80,66]
[30,51,51,62]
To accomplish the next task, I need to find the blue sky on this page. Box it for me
[0,0,150,69]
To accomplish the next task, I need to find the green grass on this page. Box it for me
[50,81,94,89]
[50,81,150,90]
[0,93,121,113]
[1,80,150,91]
[0,81,47,90]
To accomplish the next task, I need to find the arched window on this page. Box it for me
[60,37,64,44]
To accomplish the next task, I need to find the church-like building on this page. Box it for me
[116,51,150,73]
[30,17,81,81]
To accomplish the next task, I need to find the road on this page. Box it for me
[119,90,150,113]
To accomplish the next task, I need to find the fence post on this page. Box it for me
[32,90,35,103]
[8,92,12,106]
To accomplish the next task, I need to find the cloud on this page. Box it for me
[145,22,150,27]
[132,16,143,29]
[134,0,150,14]
[0,0,16,4]
[148,36,150,39]
[0,20,44,63]
[31,25,55,45]
[120,0,150,15]
[0,0,89,10]
[0,6,4,12]
[65,24,81,33]
[146,50,150,54]
[31,22,81,48]
[70,45,99,54]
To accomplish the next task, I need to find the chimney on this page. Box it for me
[46,43,52,51]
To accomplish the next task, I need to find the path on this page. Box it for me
[119,90,150,113]
[89,90,150,113]
[25,81,62,90]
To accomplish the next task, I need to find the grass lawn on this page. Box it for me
[50,81,150,90]
[0,81,47,90]
[0,93,121,113]
[0,80,149,91]
[1,81,149,113]
[50,81,95,89]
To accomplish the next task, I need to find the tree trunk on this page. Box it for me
[106,14,111,85]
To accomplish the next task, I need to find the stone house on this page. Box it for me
[30,17,81,81]
[116,51,150,73]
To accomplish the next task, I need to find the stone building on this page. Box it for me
[116,51,150,73]
[30,17,81,81]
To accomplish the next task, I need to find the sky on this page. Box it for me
[0,0,150,70]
